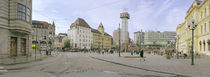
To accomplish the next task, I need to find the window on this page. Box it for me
[26,8,31,22]
[17,3,26,20]
[17,3,31,22]
[205,8,207,17]
[201,25,203,34]
[205,23,207,33]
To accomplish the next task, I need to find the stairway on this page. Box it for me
[0,66,8,75]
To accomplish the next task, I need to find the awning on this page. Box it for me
[32,41,38,44]
[40,41,47,44]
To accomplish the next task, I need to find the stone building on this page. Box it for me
[0,0,32,58]
[176,0,210,55]
[68,18,92,49]
[32,20,55,52]
[91,22,112,50]
[54,33,68,50]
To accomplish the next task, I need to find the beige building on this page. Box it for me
[91,22,112,50]
[113,28,120,45]
[32,20,55,51]
[54,33,68,50]
[176,0,210,55]
[0,0,32,58]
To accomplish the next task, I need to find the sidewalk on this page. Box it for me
[89,53,210,77]
[0,52,49,65]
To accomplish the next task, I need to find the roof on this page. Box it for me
[32,20,49,27]
[91,29,101,34]
[98,22,104,28]
[105,32,112,37]
[91,28,112,37]
[58,33,67,36]
[70,18,91,28]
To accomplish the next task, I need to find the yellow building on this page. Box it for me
[91,22,112,50]
[176,0,210,55]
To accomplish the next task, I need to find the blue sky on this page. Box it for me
[32,0,194,39]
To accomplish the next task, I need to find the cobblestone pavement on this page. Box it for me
[0,52,209,77]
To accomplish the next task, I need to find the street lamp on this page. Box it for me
[48,34,54,55]
[118,24,121,57]
[186,18,198,65]
[98,41,100,53]
[176,34,180,59]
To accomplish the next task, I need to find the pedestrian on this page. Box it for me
[140,49,145,62]
[102,50,105,55]
[184,53,187,59]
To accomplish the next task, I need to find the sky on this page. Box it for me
[32,0,194,39]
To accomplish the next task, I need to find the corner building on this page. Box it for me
[0,0,32,58]
[91,22,112,50]
[176,0,210,55]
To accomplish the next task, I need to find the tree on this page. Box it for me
[64,39,70,49]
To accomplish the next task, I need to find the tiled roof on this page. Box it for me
[91,29,101,34]
[32,20,49,27]
[70,18,91,28]
[105,32,112,37]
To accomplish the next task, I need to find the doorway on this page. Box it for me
[10,37,17,56]
[21,38,26,56]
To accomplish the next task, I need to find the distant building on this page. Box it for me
[91,22,112,50]
[32,20,55,51]
[54,33,68,50]
[144,31,176,48]
[68,18,92,49]
[134,30,144,47]
[0,0,32,58]
[113,28,120,45]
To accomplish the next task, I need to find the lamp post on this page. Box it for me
[187,19,198,65]
[98,41,100,53]
[118,24,121,57]
[48,34,54,55]
[176,35,180,59]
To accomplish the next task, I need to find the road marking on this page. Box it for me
[90,56,189,77]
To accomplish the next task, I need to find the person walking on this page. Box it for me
[140,49,145,62]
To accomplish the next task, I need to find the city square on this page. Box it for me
[0,0,210,77]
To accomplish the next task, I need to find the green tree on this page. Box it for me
[64,39,70,49]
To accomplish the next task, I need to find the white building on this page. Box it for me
[68,18,92,49]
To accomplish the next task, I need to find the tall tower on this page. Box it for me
[120,9,130,50]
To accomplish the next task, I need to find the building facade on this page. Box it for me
[54,33,68,50]
[68,18,92,49]
[176,0,210,55]
[144,31,176,48]
[91,22,112,50]
[113,28,120,45]
[134,30,144,47]
[0,0,32,58]
[32,20,55,52]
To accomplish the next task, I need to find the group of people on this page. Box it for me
[130,49,145,61]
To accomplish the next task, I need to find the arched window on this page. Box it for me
[208,39,210,51]
[200,41,202,51]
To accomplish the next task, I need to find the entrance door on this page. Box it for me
[10,37,17,56]
[21,38,26,56]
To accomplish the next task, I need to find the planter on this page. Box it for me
[166,55,171,59]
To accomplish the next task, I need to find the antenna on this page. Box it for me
[123,8,128,12]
